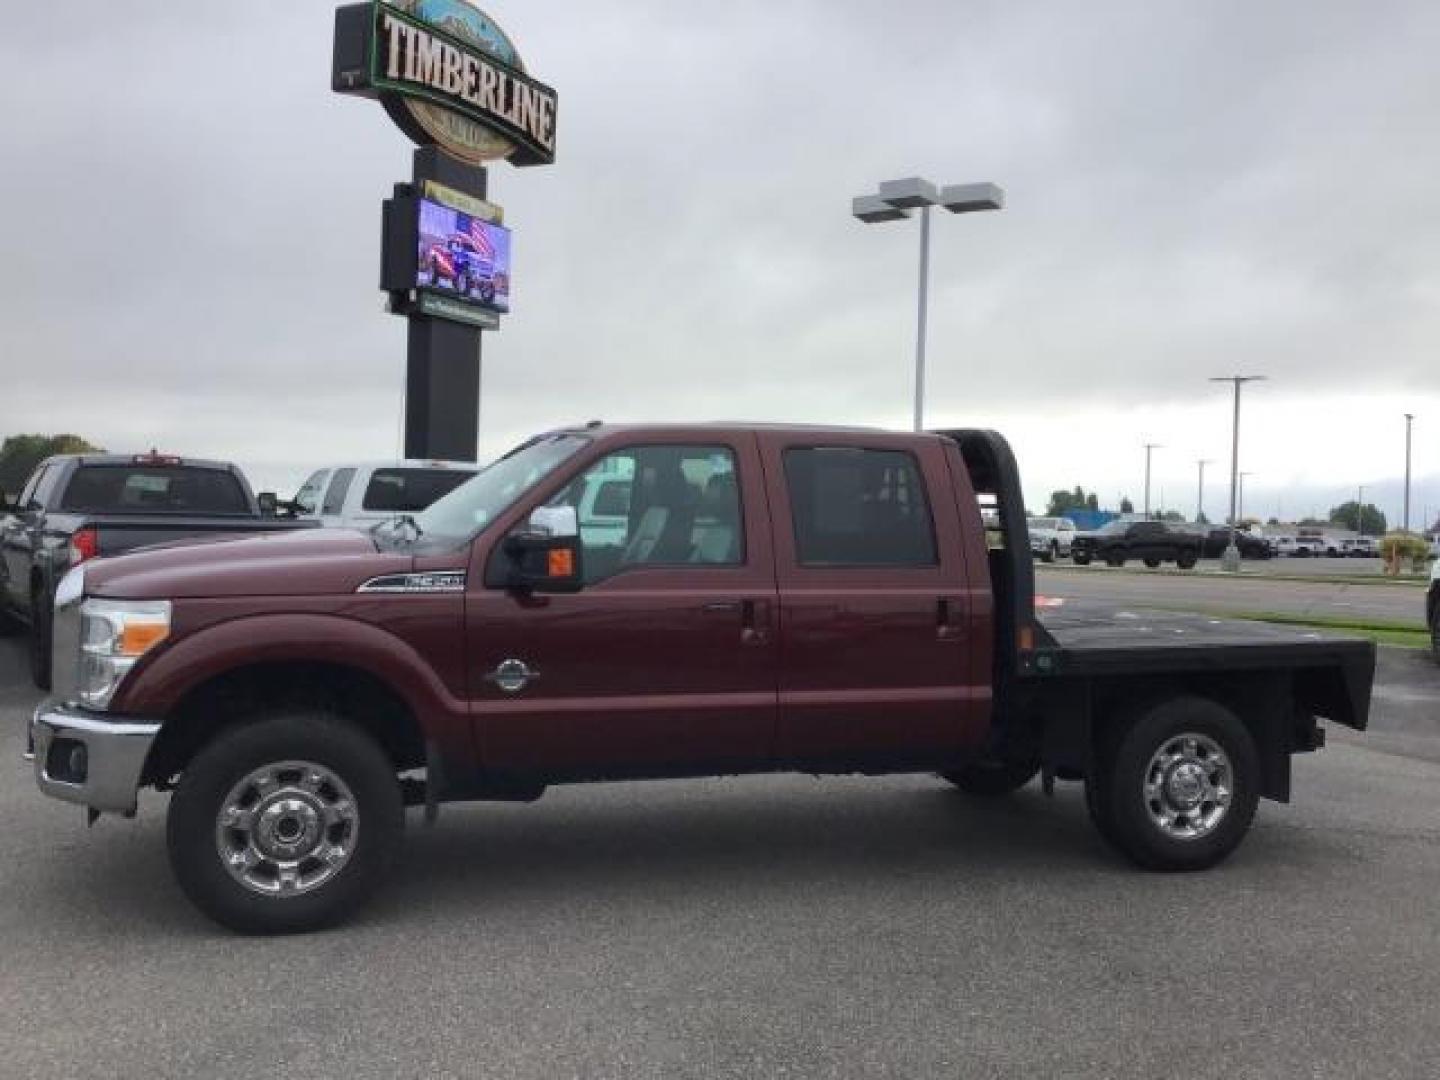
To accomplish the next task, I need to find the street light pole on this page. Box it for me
[1239,471,1254,524]
[1403,413,1414,532]
[1143,443,1162,519]
[913,206,932,433]
[1210,375,1267,572]
[1196,458,1213,523]
[852,178,1004,432]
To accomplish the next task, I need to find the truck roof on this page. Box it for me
[38,453,240,471]
[547,421,904,440]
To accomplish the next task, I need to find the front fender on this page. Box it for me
[110,612,470,751]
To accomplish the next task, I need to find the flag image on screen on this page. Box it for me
[416,198,512,313]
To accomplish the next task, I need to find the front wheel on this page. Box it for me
[1106,555,1126,568]
[942,757,1040,797]
[1143,557,1161,568]
[1176,550,1198,570]
[1072,552,1092,566]
[1087,697,1259,871]
[167,712,402,934]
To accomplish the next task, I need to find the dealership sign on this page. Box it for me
[333,0,557,167]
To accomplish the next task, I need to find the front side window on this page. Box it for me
[544,445,743,583]
[293,470,329,516]
[783,447,936,567]
[19,465,49,511]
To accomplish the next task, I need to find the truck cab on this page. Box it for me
[28,424,1374,933]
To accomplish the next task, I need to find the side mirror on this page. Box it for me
[502,506,583,594]
[257,491,278,517]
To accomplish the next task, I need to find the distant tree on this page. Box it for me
[1046,485,1101,517]
[1162,510,1186,522]
[1196,512,1210,525]
[0,434,103,499]
[1266,517,1279,526]
[1119,497,1134,514]
[1328,501,1386,535]
[1297,516,1328,527]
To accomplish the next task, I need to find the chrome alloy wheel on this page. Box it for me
[215,761,359,896]
[1142,734,1233,840]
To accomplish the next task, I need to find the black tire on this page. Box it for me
[1177,550,1198,570]
[1106,555,1126,568]
[1039,542,1055,564]
[1072,553,1091,566]
[1143,557,1161,569]
[1089,696,1260,872]
[942,757,1040,797]
[1429,607,1439,662]
[29,586,52,690]
[166,712,402,934]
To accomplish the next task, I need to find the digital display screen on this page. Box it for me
[415,197,511,313]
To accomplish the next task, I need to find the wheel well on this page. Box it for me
[1032,672,1301,801]
[143,661,426,787]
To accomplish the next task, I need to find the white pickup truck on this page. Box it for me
[290,461,478,528]
[1026,516,1078,562]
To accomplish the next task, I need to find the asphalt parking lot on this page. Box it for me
[2,634,1438,1079]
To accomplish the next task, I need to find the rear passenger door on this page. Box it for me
[758,433,989,765]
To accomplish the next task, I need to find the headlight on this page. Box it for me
[77,598,171,710]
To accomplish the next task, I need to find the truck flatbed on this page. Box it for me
[1031,602,1374,730]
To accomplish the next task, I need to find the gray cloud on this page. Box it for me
[1,0,1437,510]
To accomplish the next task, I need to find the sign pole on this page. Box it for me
[402,149,488,462]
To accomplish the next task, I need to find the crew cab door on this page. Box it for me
[466,434,778,776]
[757,432,989,765]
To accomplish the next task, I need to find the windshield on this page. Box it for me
[411,434,588,539]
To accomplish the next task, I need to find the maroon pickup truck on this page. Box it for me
[29,425,1374,933]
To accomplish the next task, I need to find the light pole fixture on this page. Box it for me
[1196,458,1213,523]
[1143,443,1163,519]
[1210,374,1267,572]
[852,177,1005,431]
[1403,413,1415,532]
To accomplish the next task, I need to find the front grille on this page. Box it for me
[51,592,82,704]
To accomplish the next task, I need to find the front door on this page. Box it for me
[466,435,779,777]
[758,433,989,766]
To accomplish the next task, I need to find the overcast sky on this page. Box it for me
[2,1,1438,525]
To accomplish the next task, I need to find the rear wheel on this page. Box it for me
[1039,542,1055,564]
[1143,557,1161,568]
[167,712,402,934]
[1072,552,1092,566]
[942,757,1040,797]
[29,587,52,690]
[1106,555,1125,568]
[1177,550,1199,570]
[1088,697,1259,871]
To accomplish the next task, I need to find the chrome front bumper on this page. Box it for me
[30,701,159,815]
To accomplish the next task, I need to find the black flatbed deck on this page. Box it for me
[1029,603,1375,729]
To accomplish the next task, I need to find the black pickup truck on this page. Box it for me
[1,453,312,688]
[1071,519,1204,568]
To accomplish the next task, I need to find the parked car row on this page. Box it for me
[1027,516,1392,567]
[2,453,484,690]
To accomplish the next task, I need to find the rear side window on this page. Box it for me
[783,447,936,567]
[59,466,250,515]
[362,468,475,513]
[292,470,329,515]
[322,468,356,515]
